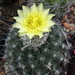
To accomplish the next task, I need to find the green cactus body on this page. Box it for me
[5,25,68,75]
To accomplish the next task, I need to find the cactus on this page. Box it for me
[4,1,70,75]
[5,25,69,75]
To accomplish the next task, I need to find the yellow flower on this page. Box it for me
[13,3,55,39]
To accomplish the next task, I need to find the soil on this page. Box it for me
[0,0,75,75]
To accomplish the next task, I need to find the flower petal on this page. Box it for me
[18,28,27,32]
[17,10,24,17]
[41,27,50,32]
[13,17,23,23]
[22,6,30,16]
[37,3,43,13]
[47,14,55,21]
[42,9,50,18]
[30,3,37,12]
[27,33,35,39]
[37,32,43,38]
[19,32,27,36]
[47,21,55,27]
[12,23,22,28]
